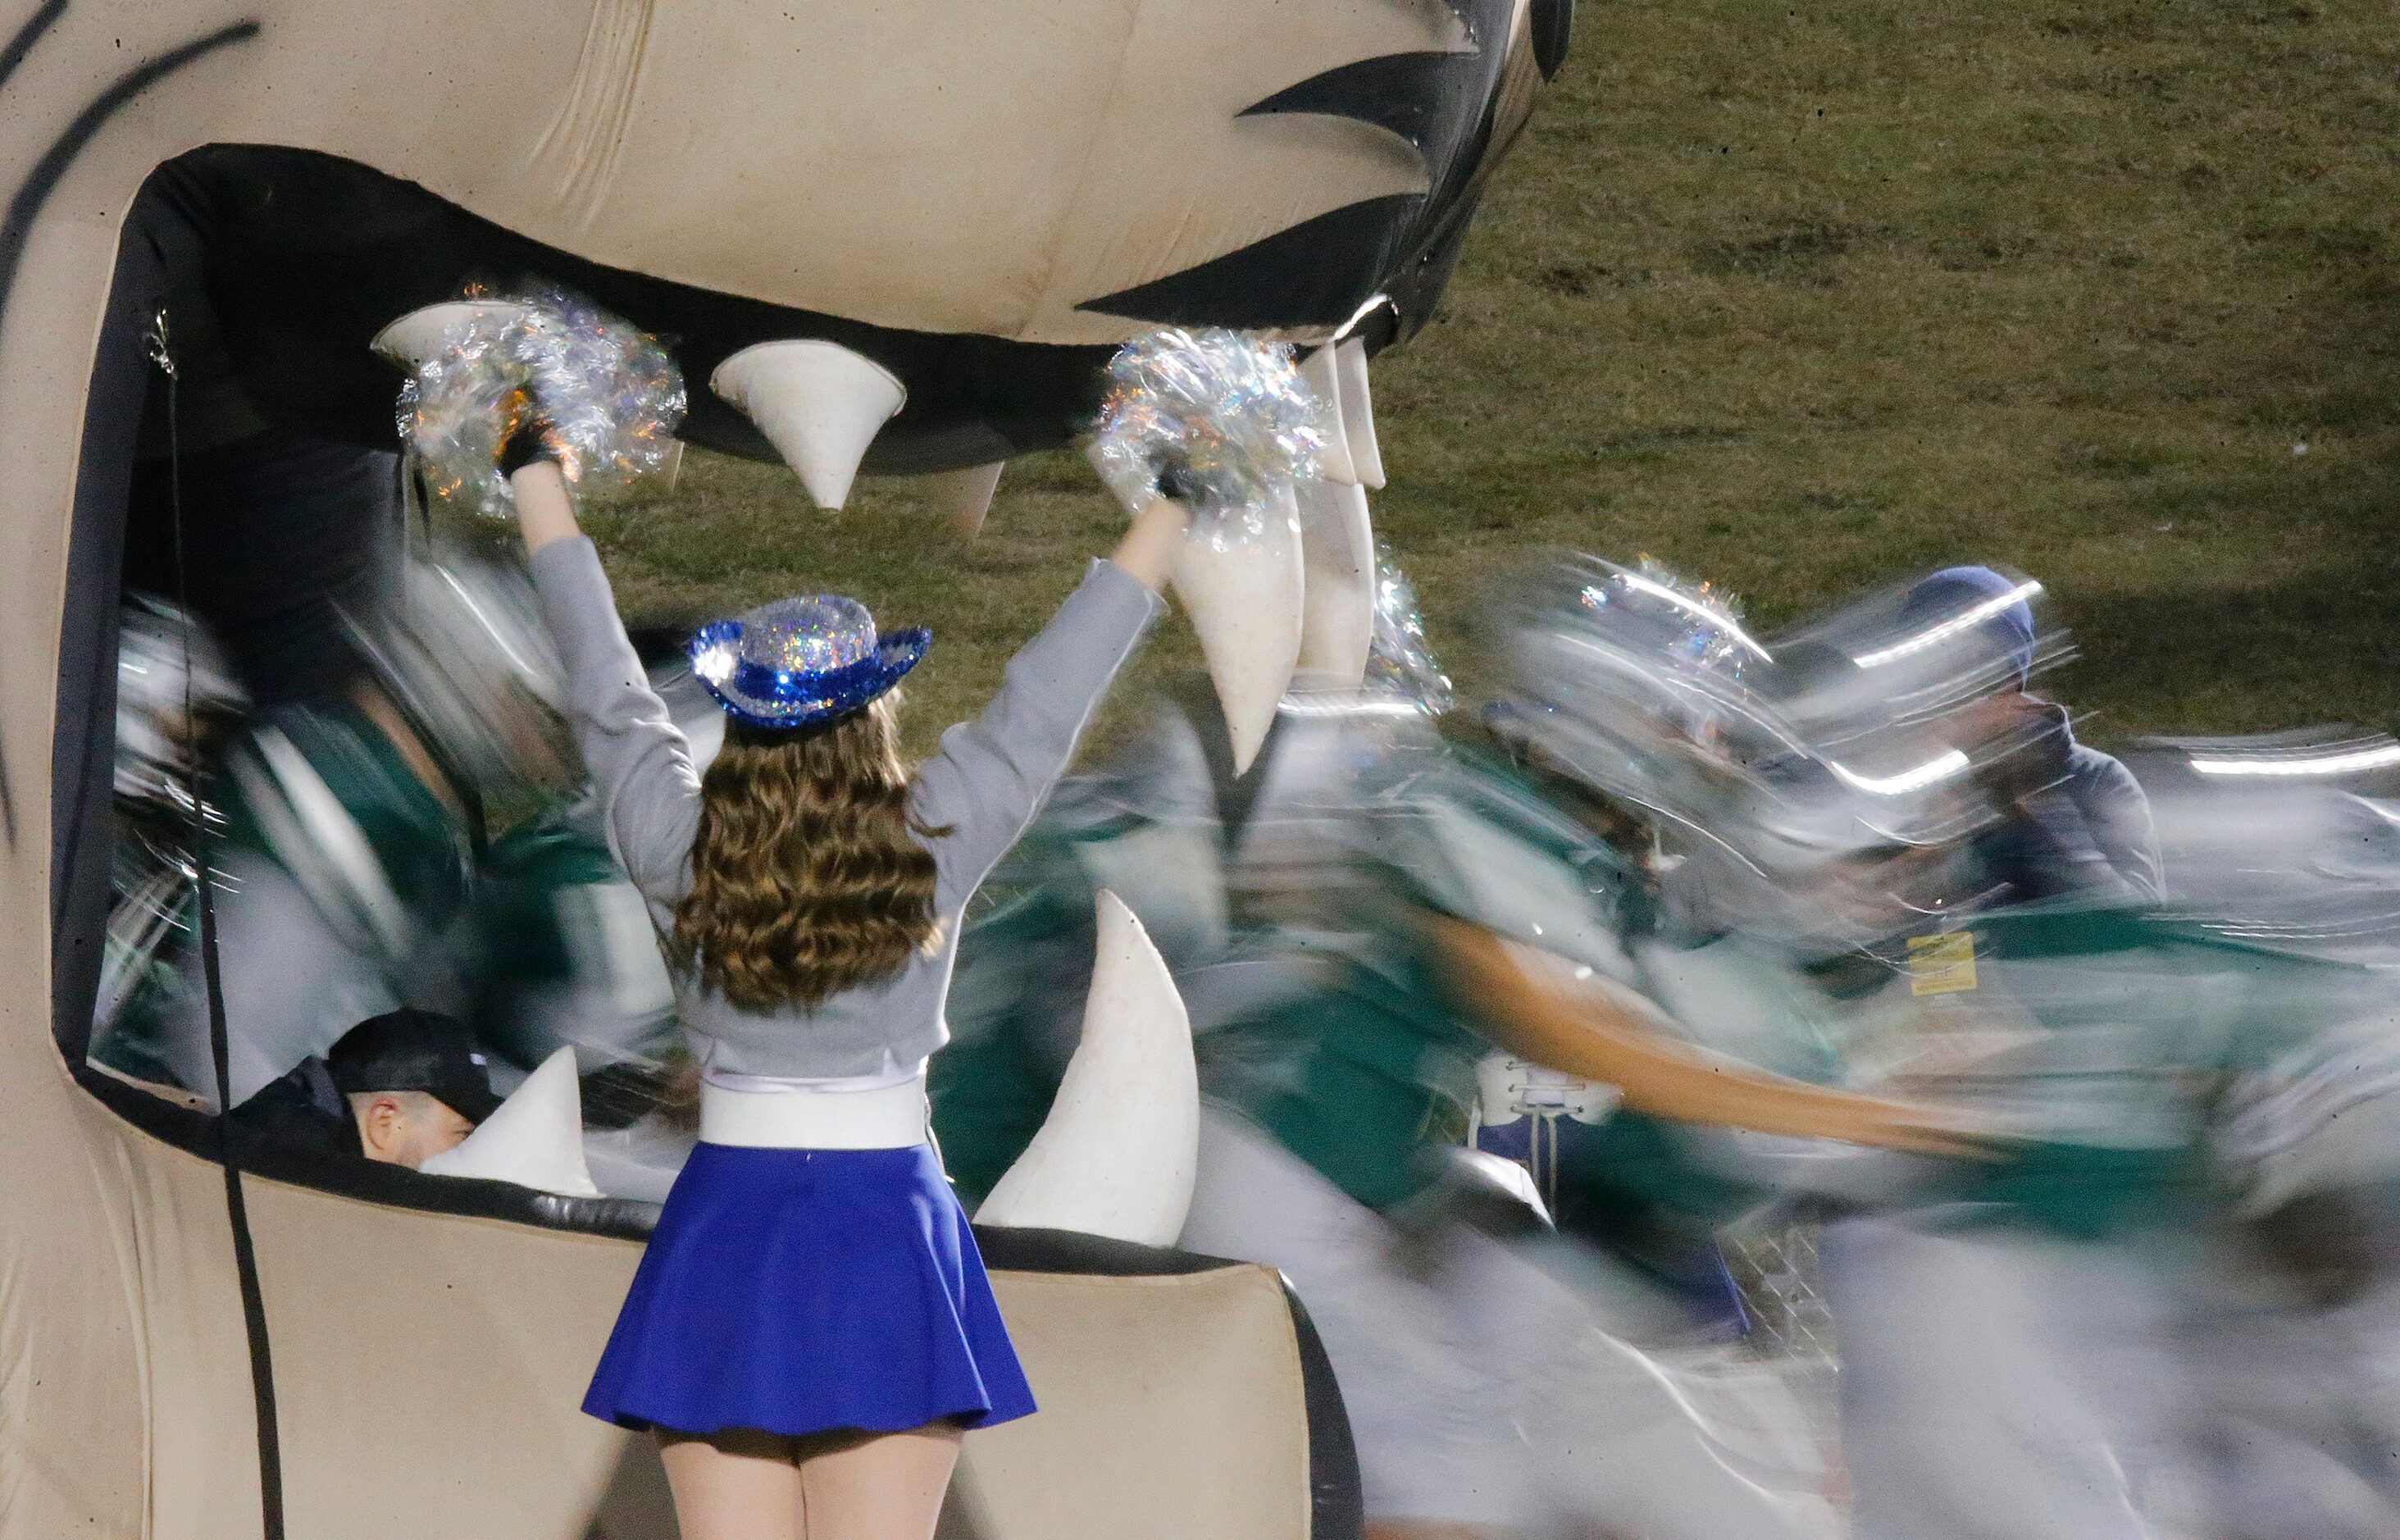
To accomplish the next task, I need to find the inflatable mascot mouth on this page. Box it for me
[1,3,1562,1535]
[4,0,1564,494]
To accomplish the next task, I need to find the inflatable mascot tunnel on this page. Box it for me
[0,1,1564,1537]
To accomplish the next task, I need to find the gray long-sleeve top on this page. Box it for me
[530,537,1162,1078]
[2062,740,2163,900]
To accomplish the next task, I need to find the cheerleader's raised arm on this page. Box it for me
[516,493,704,904]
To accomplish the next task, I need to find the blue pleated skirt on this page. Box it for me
[583,1141,1038,1439]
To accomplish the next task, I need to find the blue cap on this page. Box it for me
[1902,565,2035,685]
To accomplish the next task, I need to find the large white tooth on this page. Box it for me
[416,1048,601,1198]
[710,339,905,510]
[1335,337,1386,490]
[1296,479,1377,689]
[1299,344,1359,485]
[976,891,1197,1246]
[924,461,1006,537]
[369,300,531,368]
[1174,504,1304,775]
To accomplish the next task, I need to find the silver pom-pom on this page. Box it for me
[1364,544,1452,713]
[1088,326,1329,548]
[396,285,685,517]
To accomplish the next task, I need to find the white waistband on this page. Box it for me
[698,1073,930,1150]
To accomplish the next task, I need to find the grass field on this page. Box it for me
[579,0,2400,758]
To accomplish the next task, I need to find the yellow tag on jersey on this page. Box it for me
[1906,931,1979,996]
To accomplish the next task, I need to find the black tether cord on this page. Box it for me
[147,306,288,1540]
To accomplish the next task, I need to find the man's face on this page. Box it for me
[351,1091,475,1169]
[1944,686,2037,751]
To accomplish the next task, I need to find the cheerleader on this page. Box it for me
[502,441,1184,1540]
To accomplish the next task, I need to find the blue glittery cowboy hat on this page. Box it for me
[688,595,929,731]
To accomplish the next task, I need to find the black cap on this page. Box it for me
[326,1009,504,1123]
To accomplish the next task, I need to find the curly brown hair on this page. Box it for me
[668,693,943,1011]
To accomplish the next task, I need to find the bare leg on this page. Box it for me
[658,1430,807,1540]
[795,1424,964,1540]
